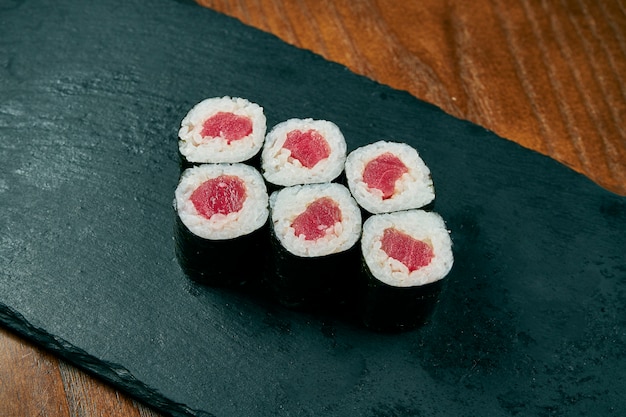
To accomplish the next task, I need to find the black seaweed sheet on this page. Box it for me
[1,0,625,416]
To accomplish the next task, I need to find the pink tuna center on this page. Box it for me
[282,129,331,168]
[380,228,434,272]
[200,112,253,144]
[362,153,408,199]
[190,175,246,219]
[291,197,342,241]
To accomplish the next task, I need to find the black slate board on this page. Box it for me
[1,0,625,416]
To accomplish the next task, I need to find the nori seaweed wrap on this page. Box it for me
[266,183,362,310]
[359,210,453,331]
[174,163,269,287]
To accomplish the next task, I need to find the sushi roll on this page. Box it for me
[359,210,453,332]
[261,118,347,188]
[174,163,269,286]
[267,183,361,309]
[178,96,266,165]
[345,141,435,214]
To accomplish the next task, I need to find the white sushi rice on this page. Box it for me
[361,210,453,287]
[270,183,362,257]
[345,141,435,214]
[174,164,269,240]
[178,96,266,163]
[261,118,347,186]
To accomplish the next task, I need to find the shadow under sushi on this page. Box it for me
[175,214,443,333]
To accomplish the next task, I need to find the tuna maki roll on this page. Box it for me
[267,183,361,309]
[345,141,435,214]
[360,210,453,331]
[174,163,269,286]
[178,96,266,165]
[261,118,347,187]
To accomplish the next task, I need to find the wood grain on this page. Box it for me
[0,328,70,417]
[0,327,161,417]
[1,1,624,416]
[199,0,626,195]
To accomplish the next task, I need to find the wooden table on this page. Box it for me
[1,1,624,415]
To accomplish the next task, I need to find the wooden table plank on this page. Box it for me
[199,0,626,195]
[0,328,71,417]
[0,327,161,417]
[1,0,624,416]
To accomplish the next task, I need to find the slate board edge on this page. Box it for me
[0,304,207,417]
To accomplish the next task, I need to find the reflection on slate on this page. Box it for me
[1,0,625,416]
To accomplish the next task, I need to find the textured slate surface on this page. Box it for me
[1,0,625,416]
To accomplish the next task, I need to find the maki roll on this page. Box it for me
[267,183,361,309]
[261,118,347,188]
[174,163,269,286]
[178,96,266,165]
[345,141,435,214]
[360,210,453,332]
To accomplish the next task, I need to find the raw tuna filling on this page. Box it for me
[201,112,253,144]
[362,153,408,199]
[291,197,342,240]
[380,228,433,272]
[282,129,331,168]
[190,175,246,219]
